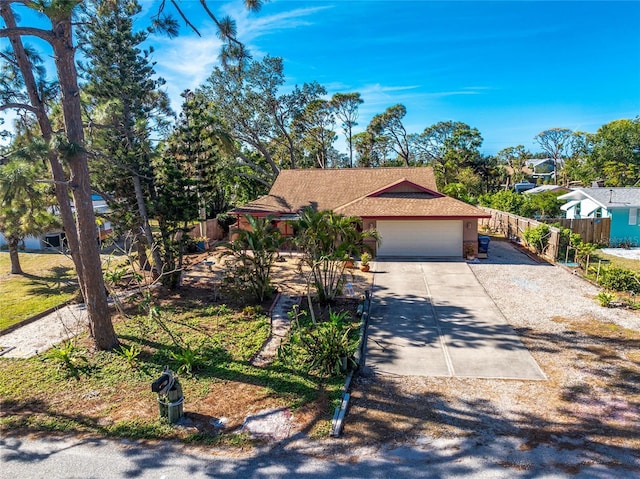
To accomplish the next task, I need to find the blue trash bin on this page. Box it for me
[478,235,491,257]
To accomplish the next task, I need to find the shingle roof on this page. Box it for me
[233,167,489,219]
[558,188,640,208]
[335,195,489,218]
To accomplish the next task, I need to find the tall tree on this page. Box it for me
[164,90,235,223]
[331,92,362,168]
[353,130,380,167]
[1,0,118,349]
[588,118,640,186]
[204,56,325,180]
[0,0,265,349]
[80,0,173,275]
[294,99,336,169]
[367,104,411,166]
[0,155,59,274]
[497,145,529,186]
[534,127,573,185]
[417,121,483,188]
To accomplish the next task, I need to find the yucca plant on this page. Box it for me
[44,341,88,378]
[279,309,360,377]
[170,345,202,375]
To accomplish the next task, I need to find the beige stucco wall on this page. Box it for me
[462,219,479,256]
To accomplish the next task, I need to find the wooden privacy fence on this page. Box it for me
[542,218,610,245]
[478,207,560,261]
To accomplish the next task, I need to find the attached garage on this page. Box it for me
[376,220,463,257]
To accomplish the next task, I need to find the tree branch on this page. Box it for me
[0,102,38,114]
[169,0,200,36]
[0,25,54,43]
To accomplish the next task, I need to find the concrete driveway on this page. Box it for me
[365,260,546,380]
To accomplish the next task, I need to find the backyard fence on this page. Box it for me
[542,217,610,245]
[478,207,560,262]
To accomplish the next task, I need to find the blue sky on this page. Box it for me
[3,1,640,155]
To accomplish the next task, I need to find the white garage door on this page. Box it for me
[376,220,463,257]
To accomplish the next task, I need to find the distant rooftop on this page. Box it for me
[558,187,640,208]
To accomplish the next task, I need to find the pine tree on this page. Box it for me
[80,0,173,274]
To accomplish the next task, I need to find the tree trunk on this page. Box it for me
[3,3,116,349]
[7,237,22,275]
[132,174,164,273]
[0,4,84,284]
[50,16,117,350]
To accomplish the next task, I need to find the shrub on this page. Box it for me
[225,215,284,302]
[597,291,616,307]
[522,224,550,254]
[170,345,202,375]
[279,309,360,377]
[44,341,88,378]
[598,266,640,293]
[114,344,141,367]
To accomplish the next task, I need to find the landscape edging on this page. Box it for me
[0,299,75,337]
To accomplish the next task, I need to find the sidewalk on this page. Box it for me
[0,303,88,358]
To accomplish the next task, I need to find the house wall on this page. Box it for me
[362,219,378,257]
[233,216,295,241]
[567,198,602,219]
[0,233,43,250]
[235,214,481,257]
[463,220,479,256]
[610,208,640,246]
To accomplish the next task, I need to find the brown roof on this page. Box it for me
[233,167,489,219]
[335,196,489,218]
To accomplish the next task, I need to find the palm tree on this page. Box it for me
[296,208,380,304]
[0,159,59,274]
[226,215,284,302]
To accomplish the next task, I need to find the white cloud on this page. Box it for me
[151,1,331,111]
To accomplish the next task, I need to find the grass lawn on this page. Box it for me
[593,250,640,273]
[0,252,78,331]
[0,283,354,444]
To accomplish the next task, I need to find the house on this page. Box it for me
[232,167,490,258]
[0,194,113,251]
[558,187,640,246]
[526,158,562,181]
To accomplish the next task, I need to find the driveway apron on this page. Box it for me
[365,260,546,380]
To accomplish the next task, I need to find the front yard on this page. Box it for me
[0,252,371,444]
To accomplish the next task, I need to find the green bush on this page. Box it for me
[279,309,360,377]
[522,224,550,254]
[598,266,640,293]
[216,213,237,232]
[596,291,616,307]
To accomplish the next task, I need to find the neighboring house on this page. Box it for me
[523,185,571,195]
[514,181,537,193]
[526,158,562,181]
[558,187,640,246]
[0,194,113,251]
[232,167,490,258]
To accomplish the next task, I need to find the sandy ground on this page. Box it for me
[600,247,640,260]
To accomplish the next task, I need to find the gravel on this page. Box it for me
[469,239,640,332]
[346,239,640,475]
